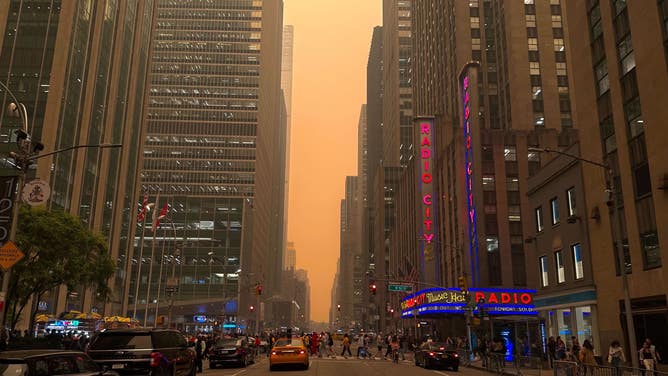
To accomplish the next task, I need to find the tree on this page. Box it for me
[4,205,116,332]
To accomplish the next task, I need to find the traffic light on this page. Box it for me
[458,276,467,291]
[249,305,255,313]
[369,283,377,295]
[337,304,341,312]
[254,284,263,295]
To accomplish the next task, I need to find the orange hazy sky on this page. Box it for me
[284,1,381,323]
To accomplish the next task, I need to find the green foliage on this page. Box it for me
[5,205,116,331]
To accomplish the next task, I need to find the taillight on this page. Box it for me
[299,350,305,354]
[150,352,162,367]
[453,353,459,358]
[271,351,277,355]
[429,352,435,357]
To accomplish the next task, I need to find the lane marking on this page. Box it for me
[229,369,247,376]
[433,371,451,376]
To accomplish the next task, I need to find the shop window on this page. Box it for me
[556,308,572,337]
[574,306,593,345]
[536,206,544,232]
[539,256,549,287]
[550,197,560,224]
[572,243,584,279]
[555,250,565,283]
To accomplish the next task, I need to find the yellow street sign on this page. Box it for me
[0,241,24,271]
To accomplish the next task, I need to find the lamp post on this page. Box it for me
[528,146,638,368]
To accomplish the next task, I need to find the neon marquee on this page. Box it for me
[401,287,537,317]
[462,73,480,286]
[420,119,435,247]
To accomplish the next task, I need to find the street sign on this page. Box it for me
[164,286,178,293]
[0,241,24,271]
[388,284,412,292]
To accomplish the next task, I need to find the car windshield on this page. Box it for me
[89,333,152,350]
[216,339,240,347]
[274,338,304,347]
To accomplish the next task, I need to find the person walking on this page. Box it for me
[356,334,366,358]
[310,332,319,357]
[547,336,556,368]
[341,333,352,358]
[578,340,596,376]
[195,335,205,373]
[640,341,658,376]
[556,336,566,360]
[327,332,335,357]
[607,340,626,368]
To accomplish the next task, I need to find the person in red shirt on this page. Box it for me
[310,332,319,356]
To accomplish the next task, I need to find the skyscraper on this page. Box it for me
[0,0,154,318]
[130,0,284,330]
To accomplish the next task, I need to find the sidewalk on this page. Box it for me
[466,357,553,376]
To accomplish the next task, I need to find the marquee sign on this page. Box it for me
[401,287,537,317]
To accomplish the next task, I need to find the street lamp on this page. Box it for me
[528,146,638,368]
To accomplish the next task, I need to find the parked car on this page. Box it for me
[269,337,309,371]
[0,349,118,376]
[414,342,460,370]
[87,328,196,376]
[208,337,254,368]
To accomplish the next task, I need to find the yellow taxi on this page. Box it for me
[269,337,309,371]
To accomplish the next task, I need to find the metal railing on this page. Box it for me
[553,361,668,376]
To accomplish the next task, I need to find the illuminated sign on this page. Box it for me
[193,315,207,323]
[462,73,480,286]
[419,118,436,263]
[401,287,537,317]
[45,320,81,330]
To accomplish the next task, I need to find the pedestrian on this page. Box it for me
[376,333,383,357]
[607,340,625,368]
[310,332,319,356]
[569,336,581,362]
[195,335,205,373]
[578,340,596,376]
[643,338,661,375]
[356,333,366,358]
[639,341,658,376]
[556,336,566,360]
[327,332,335,357]
[547,336,556,367]
[341,333,352,357]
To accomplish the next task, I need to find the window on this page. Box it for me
[572,243,584,279]
[540,256,549,287]
[554,38,565,51]
[555,251,565,283]
[530,62,541,75]
[550,198,560,224]
[567,188,577,216]
[528,38,538,51]
[504,146,517,161]
[535,206,544,232]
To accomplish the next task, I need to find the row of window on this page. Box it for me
[535,187,576,231]
[539,243,584,287]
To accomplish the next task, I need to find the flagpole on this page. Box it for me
[132,214,148,320]
[144,229,157,327]
[154,225,167,324]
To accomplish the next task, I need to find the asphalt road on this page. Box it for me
[198,355,492,376]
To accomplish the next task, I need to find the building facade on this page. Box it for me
[130,0,285,331]
[565,0,668,357]
[0,0,154,319]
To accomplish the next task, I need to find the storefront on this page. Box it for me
[533,288,598,353]
[401,287,539,359]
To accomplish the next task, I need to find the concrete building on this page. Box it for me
[526,140,599,352]
[0,0,154,318]
[564,0,668,357]
[132,0,285,331]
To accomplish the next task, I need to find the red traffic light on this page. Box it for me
[369,283,377,295]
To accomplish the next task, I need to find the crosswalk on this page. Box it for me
[314,355,414,364]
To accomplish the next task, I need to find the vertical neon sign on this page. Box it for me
[462,74,480,286]
[419,119,436,268]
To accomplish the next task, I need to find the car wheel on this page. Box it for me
[452,366,459,372]
[303,362,309,370]
[270,364,276,371]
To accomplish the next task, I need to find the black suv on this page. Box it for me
[87,329,196,376]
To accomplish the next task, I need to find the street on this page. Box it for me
[197,356,493,376]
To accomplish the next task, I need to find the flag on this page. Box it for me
[137,193,149,223]
[152,201,169,232]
